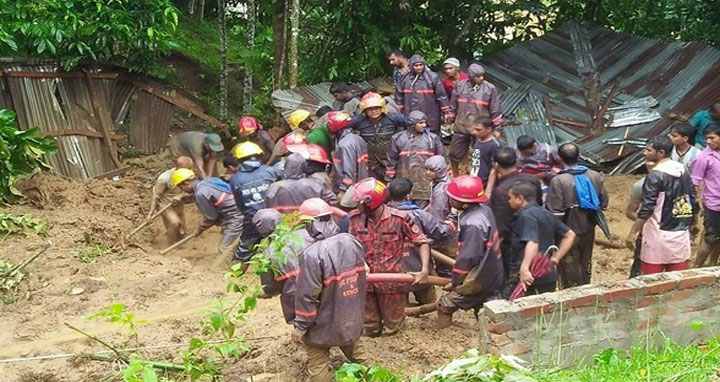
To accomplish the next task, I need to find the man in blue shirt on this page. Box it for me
[690,104,720,148]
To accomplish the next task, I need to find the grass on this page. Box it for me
[172,18,245,74]
[536,338,720,382]
[74,244,113,264]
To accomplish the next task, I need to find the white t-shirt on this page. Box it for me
[671,146,701,172]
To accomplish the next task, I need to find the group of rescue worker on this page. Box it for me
[149,53,616,382]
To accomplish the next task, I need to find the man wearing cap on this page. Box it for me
[449,64,502,175]
[441,58,468,99]
[436,175,503,329]
[170,131,225,179]
[171,168,243,259]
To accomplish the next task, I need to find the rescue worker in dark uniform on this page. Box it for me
[386,110,445,207]
[292,198,367,382]
[304,143,334,191]
[436,175,504,329]
[425,155,453,221]
[172,168,243,260]
[328,111,370,195]
[448,63,502,175]
[237,116,274,163]
[388,178,454,304]
[395,54,452,135]
[253,208,313,324]
[265,153,337,213]
[346,178,431,337]
[228,142,281,263]
[349,93,406,180]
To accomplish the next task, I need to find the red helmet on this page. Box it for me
[237,116,260,136]
[326,111,352,134]
[299,198,333,218]
[351,178,388,210]
[306,144,331,164]
[446,175,489,203]
[281,132,308,146]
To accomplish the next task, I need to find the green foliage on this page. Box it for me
[0,259,25,304]
[74,243,113,264]
[0,0,179,72]
[0,109,56,205]
[0,213,46,238]
[86,303,148,335]
[537,338,720,382]
[123,359,166,382]
[336,364,402,382]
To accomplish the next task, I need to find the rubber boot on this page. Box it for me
[436,311,453,329]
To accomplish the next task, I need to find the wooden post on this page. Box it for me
[83,70,122,168]
[593,80,621,130]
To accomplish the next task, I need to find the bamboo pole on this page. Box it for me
[159,232,198,255]
[126,204,173,239]
[405,302,437,317]
[431,249,456,267]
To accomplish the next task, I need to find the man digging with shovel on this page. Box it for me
[168,168,243,262]
[147,156,194,245]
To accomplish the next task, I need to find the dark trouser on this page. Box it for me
[437,290,489,314]
[695,208,720,267]
[629,233,643,278]
[558,230,594,289]
[364,292,405,337]
[449,132,473,165]
[233,218,260,262]
[410,286,437,305]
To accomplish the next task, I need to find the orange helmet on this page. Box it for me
[237,116,260,136]
[349,178,388,210]
[326,111,352,134]
[446,175,488,203]
[306,144,331,164]
[299,198,333,218]
[359,92,387,113]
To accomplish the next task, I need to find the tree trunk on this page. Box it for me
[272,0,287,90]
[188,0,196,15]
[287,0,299,88]
[243,0,256,113]
[218,0,228,120]
[197,0,205,20]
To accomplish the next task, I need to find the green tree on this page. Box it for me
[0,0,179,72]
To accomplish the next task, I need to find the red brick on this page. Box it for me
[561,335,572,345]
[678,275,717,290]
[636,318,658,330]
[636,296,657,308]
[665,289,692,302]
[487,320,515,334]
[642,280,677,295]
[484,310,506,322]
[602,287,638,302]
[490,333,512,346]
[509,344,531,355]
[681,299,717,313]
[489,345,501,355]
[518,303,555,318]
[566,294,600,309]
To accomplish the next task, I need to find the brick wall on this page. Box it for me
[479,267,720,366]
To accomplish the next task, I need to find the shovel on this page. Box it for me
[159,232,198,255]
[126,204,173,239]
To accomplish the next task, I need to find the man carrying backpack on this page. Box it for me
[546,143,609,288]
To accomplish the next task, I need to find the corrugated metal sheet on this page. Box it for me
[128,89,175,154]
[0,59,198,178]
[481,20,720,172]
[271,79,396,124]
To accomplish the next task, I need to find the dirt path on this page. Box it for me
[0,160,642,381]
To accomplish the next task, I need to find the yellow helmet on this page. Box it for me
[288,109,311,129]
[171,168,196,188]
[232,141,264,160]
[359,92,387,113]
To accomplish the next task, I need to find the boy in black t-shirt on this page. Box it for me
[501,181,575,297]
